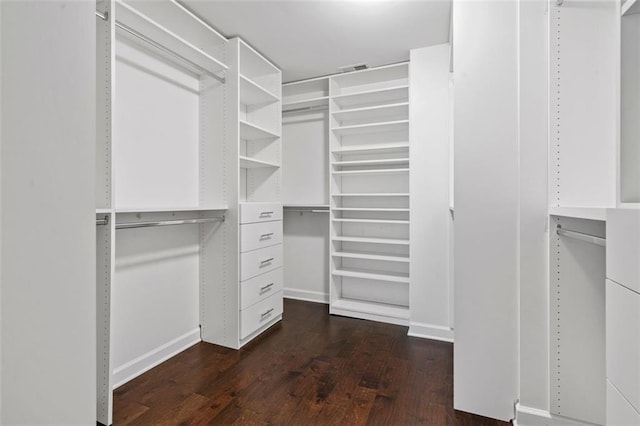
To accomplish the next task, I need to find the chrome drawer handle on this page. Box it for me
[260,283,274,292]
[261,308,274,318]
[260,233,274,240]
[259,211,274,217]
[260,258,274,265]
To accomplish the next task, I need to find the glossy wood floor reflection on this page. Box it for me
[113,299,510,425]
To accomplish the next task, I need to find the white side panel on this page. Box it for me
[518,0,550,413]
[608,380,640,426]
[607,208,640,293]
[409,44,452,338]
[0,2,96,423]
[452,0,518,420]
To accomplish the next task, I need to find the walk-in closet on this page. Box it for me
[1,0,639,424]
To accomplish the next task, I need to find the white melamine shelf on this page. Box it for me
[332,102,409,122]
[96,208,113,214]
[332,236,409,245]
[239,156,280,169]
[332,142,409,155]
[622,0,640,16]
[333,208,409,212]
[332,218,409,224]
[284,204,330,209]
[548,206,607,222]
[332,250,409,263]
[332,267,409,284]
[332,85,409,109]
[240,74,279,107]
[239,120,280,140]
[282,96,329,111]
[332,168,409,176]
[333,193,409,197]
[332,120,409,136]
[115,206,228,214]
[332,158,409,167]
[332,298,409,320]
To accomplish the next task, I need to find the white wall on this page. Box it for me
[0,2,96,423]
[409,44,453,342]
[452,0,519,421]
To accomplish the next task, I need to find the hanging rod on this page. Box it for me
[116,216,225,230]
[282,105,329,115]
[95,10,108,21]
[96,215,110,226]
[556,225,606,247]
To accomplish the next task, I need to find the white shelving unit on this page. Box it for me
[328,63,410,325]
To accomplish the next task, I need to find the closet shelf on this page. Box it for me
[332,120,409,136]
[332,168,409,176]
[548,206,607,222]
[332,298,409,320]
[240,74,279,107]
[239,156,280,169]
[114,206,228,214]
[96,208,113,214]
[333,208,409,212]
[332,267,409,284]
[332,218,409,225]
[332,85,409,109]
[239,120,280,140]
[282,96,329,111]
[333,193,409,197]
[332,102,409,122]
[332,142,409,155]
[332,236,409,245]
[332,158,409,167]
[284,204,330,209]
[332,250,409,263]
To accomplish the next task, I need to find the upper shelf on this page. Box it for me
[332,103,409,123]
[282,97,329,113]
[240,74,279,107]
[332,120,409,137]
[239,120,280,140]
[332,86,409,109]
[239,156,279,169]
[115,206,228,214]
[548,206,607,222]
[332,142,409,155]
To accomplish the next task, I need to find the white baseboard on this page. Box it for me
[408,321,454,343]
[515,403,596,426]
[283,287,329,304]
[112,328,201,389]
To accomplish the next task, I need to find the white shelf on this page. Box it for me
[622,0,640,16]
[333,267,409,284]
[332,250,409,263]
[332,102,408,123]
[240,74,279,107]
[332,298,409,320]
[239,156,280,169]
[332,142,409,155]
[333,193,409,197]
[332,218,409,225]
[239,120,280,140]
[548,206,608,222]
[96,208,113,214]
[332,120,409,136]
[284,204,330,209]
[332,85,409,109]
[332,236,409,245]
[114,206,228,214]
[333,208,409,212]
[332,158,409,168]
[282,96,329,111]
[332,168,409,176]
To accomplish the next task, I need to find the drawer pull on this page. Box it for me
[260,283,274,292]
[260,258,274,265]
[260,233,274,240]
[259,211,274,217]
[261,308,274,318]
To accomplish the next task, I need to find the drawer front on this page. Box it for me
[240,267,283,310]
[240,291,283,339]
[240,202,283,224]
[608,380,640,426]
[240,220,283,253]
[607,279,640,413]
[240,244,283,281]
[607,208,640,293]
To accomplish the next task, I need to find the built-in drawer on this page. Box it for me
[240,202,283,224]
[607,279,640,413]
[240,267,283,310]
[240,244,283,281]
[607,208,640,293]
[608,379,640,426]
[240,291,283,339]
[240,220,283,253]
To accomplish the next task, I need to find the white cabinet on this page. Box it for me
[240,268,283,310]
[240,244,283,281]
[240,220,283,252]
[240,202,283,224]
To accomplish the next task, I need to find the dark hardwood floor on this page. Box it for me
[113,299,510,425]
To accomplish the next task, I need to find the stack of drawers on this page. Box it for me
[606,209,640,425]
[239,202,284,339]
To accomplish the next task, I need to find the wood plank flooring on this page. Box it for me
[113,299,510,425]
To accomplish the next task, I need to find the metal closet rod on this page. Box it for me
[96,216,109,226]
[282,105,329,115]
[556,225,606,247]
[95,10,225,84]
[116,216,225,230]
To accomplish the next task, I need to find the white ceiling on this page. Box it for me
[183,0,451,82]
